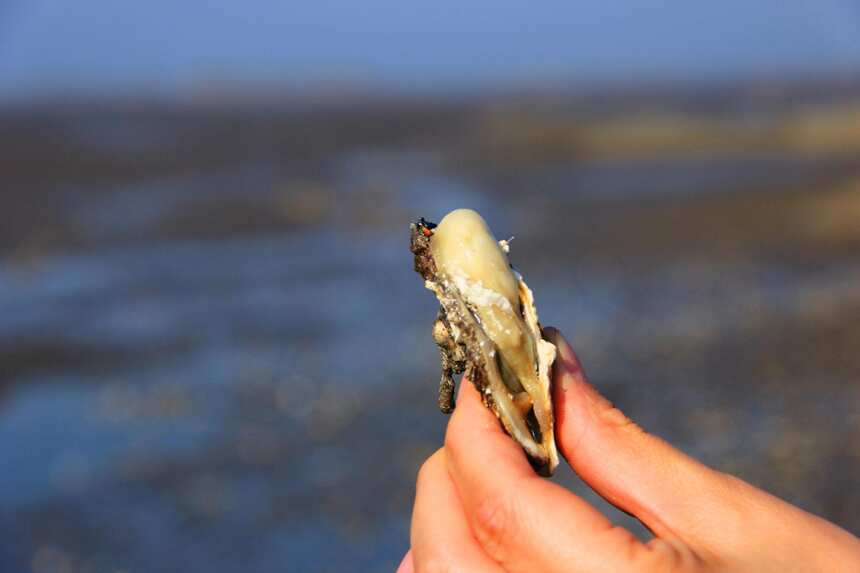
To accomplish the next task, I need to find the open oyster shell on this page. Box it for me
[410,209,559,476]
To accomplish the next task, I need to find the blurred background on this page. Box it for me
[1,1,860,571]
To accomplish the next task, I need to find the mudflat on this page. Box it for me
[0,90,858,572]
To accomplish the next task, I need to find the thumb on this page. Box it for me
[544,327,738,545]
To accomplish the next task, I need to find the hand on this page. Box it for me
[399,328,860,572]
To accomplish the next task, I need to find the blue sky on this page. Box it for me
[1,0,859,99]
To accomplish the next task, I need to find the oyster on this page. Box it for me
[410,209,559,476]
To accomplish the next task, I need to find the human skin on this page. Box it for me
[398,328,860,572]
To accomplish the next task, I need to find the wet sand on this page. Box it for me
[0,91,859,572]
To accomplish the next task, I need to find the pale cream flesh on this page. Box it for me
[430,209,558,471]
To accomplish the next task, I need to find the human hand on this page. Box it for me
[399,328,860,572]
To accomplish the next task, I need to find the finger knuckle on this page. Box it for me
[470,491,519,561]
[709,471,761,530]
[641,538,703,573]
[415,451,442,491]
[606,408,634,429]
[416,460,432,490]
[713,470,754,499]
[597,403,640,432]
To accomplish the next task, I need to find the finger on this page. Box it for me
[445,379,651,573]
[545,326,738,545]
[395,550,414,573]
[411,449,504,573]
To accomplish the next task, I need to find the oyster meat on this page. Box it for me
[410,208,559,476]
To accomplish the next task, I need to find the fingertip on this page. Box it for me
[445,379,535,490]
[541,324,559,339]
[452,376,501,431]
[455,373,472,401]
[544,327,585,376]
[543,328,595,455]
[456,374,485,403]
[547,327,618,422]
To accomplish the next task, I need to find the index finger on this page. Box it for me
[444,380,649,573]
[411,449,505,572]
